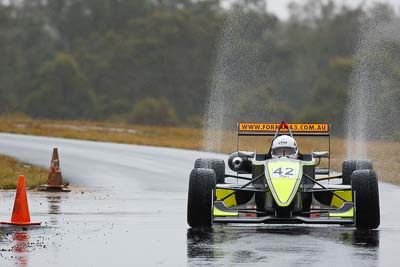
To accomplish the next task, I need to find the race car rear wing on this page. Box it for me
[236,122,332,174]
[237,123,330,136]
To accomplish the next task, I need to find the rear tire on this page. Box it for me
[342,160,373,185]
[194,158,225,184]
[187,168,216,228]
[352,170,380,229]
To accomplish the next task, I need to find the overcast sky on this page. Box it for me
[222,0,400,19]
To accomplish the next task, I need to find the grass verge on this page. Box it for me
[0,154,48,189]
[0,115,398,185]
[0,115,203,150]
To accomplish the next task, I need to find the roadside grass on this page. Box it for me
[0,154,48,189]
[0,115,203,150]
[0,115,398,185]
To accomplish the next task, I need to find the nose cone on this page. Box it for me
[265,159,302,207]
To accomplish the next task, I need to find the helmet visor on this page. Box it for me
[272,147,296,157]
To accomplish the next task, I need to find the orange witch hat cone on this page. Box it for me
[38,148,70,192]
[1,175,41,226]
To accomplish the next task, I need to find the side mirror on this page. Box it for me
[312,151,330,159]
[228,151,254,173]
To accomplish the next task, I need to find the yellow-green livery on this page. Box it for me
[187,121,380,230]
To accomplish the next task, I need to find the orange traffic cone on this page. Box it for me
[1,175,41,226]
[38,148,70,192]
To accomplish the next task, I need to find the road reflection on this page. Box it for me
[187,226,379,265]
[46,194,64,226]
[187,228,215,260]
[340,229,379,247]
[12,231,29,266]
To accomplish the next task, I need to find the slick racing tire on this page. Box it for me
[194,158,225,184]
[187,168,216,228]
[352,169,380,230]
[342,160,373,185]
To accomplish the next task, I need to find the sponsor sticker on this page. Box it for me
[239,123,329,133]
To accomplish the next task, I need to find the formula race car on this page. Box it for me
[187,121,380,229]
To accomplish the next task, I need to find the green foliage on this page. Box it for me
[236,84,294,122]
[296,57,352,133]
[25,53,95,119]
[0,0,398,132]
[185,115,204,128]
[128,97,178,126]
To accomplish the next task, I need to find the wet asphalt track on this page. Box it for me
[0,133,399,266]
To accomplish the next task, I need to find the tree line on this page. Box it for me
[0,0,398,137]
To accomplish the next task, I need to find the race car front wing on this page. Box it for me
[212,200,355,225]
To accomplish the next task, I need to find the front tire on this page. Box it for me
[342,160,373,185]
[352,169,380,229]
[187,168,216,228]
[194,158,225,184]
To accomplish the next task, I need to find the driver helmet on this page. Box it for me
[271,135,298,159]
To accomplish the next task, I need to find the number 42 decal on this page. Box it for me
[272,167,295,178]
